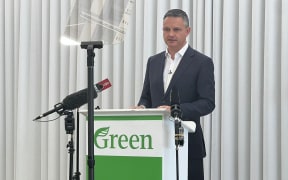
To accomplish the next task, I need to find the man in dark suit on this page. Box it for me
[136,9,215,180]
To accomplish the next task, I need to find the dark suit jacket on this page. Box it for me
[138,46,215,158]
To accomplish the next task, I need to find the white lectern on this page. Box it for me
[80,109,189,180]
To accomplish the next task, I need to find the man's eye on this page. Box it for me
[163,28,170,32]
[163,28,182,32]
[173,28,181,32]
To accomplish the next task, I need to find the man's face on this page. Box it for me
[163,17,191,52]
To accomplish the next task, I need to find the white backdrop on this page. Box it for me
[1,0,288,180]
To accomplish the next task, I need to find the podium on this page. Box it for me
[80,109,189,180]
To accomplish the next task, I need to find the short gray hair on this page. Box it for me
[163,9,190,27]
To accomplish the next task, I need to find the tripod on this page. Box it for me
[64,110,81,180]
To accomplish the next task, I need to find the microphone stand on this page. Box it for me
[72,109,81,180]
[171,105,184,180]
[175,118,180,180]
[80,41,103,180]
[174,117,184,180]
[63,110,76,180]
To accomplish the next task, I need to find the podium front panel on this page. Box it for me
[92,114,163,180]
[80,109,188,180]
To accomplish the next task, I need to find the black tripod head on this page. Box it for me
[64,110,75,134]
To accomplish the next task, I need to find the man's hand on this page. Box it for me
[157,105,171,112]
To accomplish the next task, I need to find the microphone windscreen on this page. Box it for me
[62,88,97,110]
[170,86,180,105]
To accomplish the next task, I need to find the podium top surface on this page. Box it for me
[79,108,196,132]
[79,108,170,117]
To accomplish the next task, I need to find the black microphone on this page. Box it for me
[170,87,182,118]
[33,79,112,120]
[170,87,184,147]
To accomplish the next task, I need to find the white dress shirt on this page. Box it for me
[163,43,189,92]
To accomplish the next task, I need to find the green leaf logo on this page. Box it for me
[94,127,110,148]
[95,127,110,137]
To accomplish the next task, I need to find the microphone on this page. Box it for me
[170,87,184,147]
[170,86,182,118]
[33,79,112,120]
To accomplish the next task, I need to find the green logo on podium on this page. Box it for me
[94,127,154,150]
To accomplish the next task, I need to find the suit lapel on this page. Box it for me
[163,46,195,98]
[158,52,166,95]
